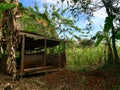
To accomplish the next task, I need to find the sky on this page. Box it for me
[19,0,107,38]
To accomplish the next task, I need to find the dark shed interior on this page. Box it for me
[16,31,66,75]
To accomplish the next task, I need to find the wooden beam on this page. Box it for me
[20,35,25,75]
[63,40,66,67]
[44,38,47,73]
[23,66,56,72]
[18,31,44,39]
[22,67,59,76]
[58,53,61,71]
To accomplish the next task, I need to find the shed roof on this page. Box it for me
[18,31,62,50]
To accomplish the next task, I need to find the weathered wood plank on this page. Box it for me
[20,35,25,75]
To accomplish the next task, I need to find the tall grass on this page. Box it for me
[66,45,105,71]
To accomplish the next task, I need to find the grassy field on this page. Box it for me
[66,45,107,71]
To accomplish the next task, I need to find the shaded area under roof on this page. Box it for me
[18,31,62,50]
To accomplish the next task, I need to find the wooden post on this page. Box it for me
[58,43,61,71]
[44,38,47,74]
[63,40,66,67]
[20,35,25,76]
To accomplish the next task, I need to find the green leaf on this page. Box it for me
[0,3,16,11]
[115,32,120,39]
[61,7,68,15]
[94,31,104,46]
[95,36,104,46]
[74,35,81,40]
[39,13,50,25]
[52,11,61,19]
[104,15,116,32]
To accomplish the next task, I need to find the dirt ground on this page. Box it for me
[0,67,120,90]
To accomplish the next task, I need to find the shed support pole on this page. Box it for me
[58,50,61,71]
[63,40,66,67]
[20,35,25,76]
[44,38,47,74]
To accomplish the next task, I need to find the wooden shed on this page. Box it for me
[2,31,66,76]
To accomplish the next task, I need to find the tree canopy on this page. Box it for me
[63,0,120,65]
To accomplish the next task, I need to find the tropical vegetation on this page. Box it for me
[0,0,120,83]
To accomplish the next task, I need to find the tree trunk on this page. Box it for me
[111,25,119,64]
[3,0,19,79]
[102,0,119,65]
[107,41,113,65]
[0,0,4,53]
[6,10,17,79]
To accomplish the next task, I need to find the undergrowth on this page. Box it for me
[66,45,105,71]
